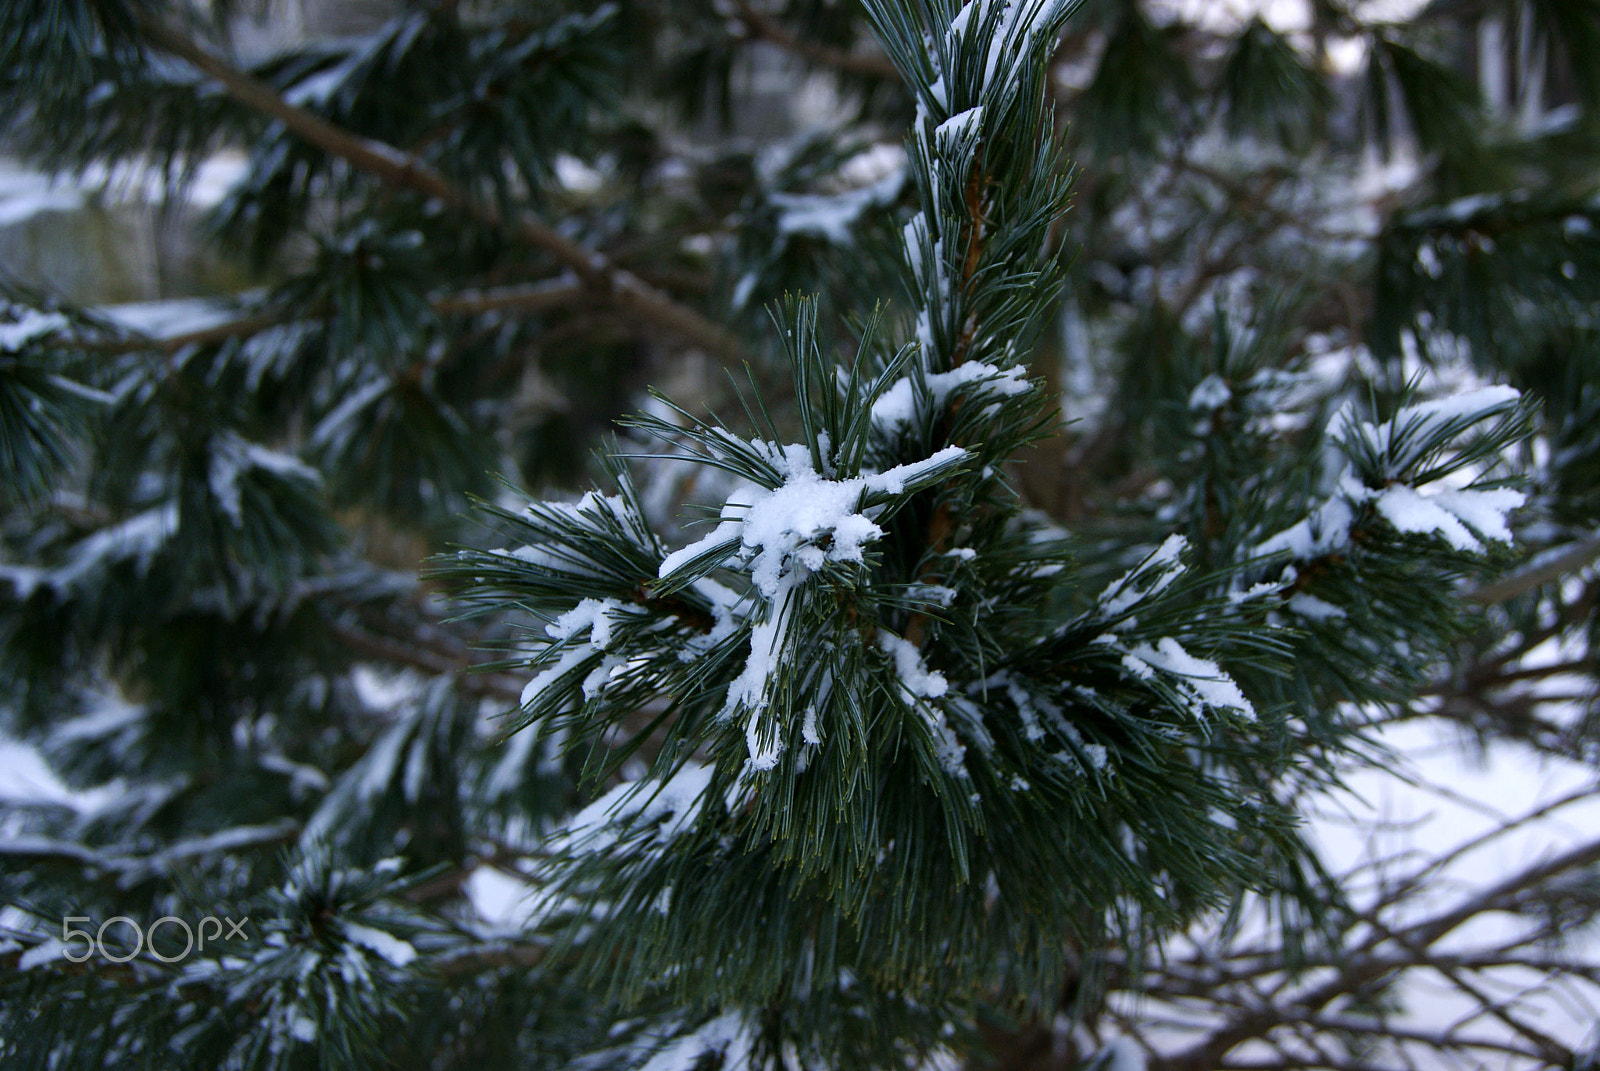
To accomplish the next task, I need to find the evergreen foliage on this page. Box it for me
[1,1,1598,1069]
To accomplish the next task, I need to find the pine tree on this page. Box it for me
[2,1,1598,1069]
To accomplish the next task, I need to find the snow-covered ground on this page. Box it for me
[1311,721,1600,1064]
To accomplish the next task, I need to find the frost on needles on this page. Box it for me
[441,0,1535,1059]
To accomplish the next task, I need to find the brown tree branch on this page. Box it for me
[1468,534,1600,605]
[728,3,899,79]
[134,18,744,363]
[323,616,525,704]
[91,277,588,357]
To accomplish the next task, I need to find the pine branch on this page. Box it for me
[1458,578,1599,680]
[132,15,745,363]
[0,820,301,884]
[87,277,587,356]
[1212,1061,1408,1071]
[429,940,549,977]
[322,616,523,704]
[727,2,899,79]
[1467,533,1600,604]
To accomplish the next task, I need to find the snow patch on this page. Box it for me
[1338,385,1521,476]
[947,0,1059,91]
[519,598,644,709]
[343,923,417,967]
[0,310,68,351]
[1127,637,1256,721]
[50,505,178,593]
[1256,384,1524,561]
[1188,374,1232,411]
[1286,593,1346,621]
[1098,1036,1147,1071]
[801,705,821,745]
[1255,490,1357,561]
[19,939,65,970]
[286,1009,318,1043]
[770,169,904,246]
[207,434,320,525]
[871,362,1032,429]
[556,763,715,855]
[935,105,984,145]
[655,444,967,768]
[638,1014,752,1071]
[1098,535,1187,621]
[880,632,949,698]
